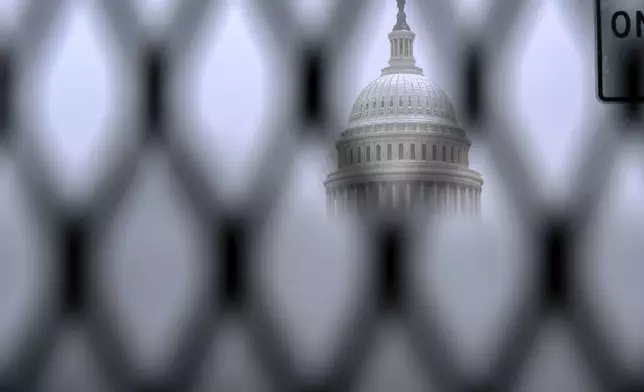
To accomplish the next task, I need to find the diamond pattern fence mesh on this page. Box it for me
[0,0,643,391]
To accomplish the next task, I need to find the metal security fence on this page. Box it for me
[0,0,643,391]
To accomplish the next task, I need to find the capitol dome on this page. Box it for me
[348,73,458,128]
[324,0,483,217]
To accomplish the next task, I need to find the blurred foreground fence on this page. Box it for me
[0,0,643,391]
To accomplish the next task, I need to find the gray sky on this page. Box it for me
[1,0,644,390]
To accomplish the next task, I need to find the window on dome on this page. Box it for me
[387,144,392,160]
[422,144,427,160]
[418,98,423,108]
[357,147,361,163]
[366,146,371,162]
[457,148,461,163]
[410,144,416,159]
[389,98,394,108]
[349,148,353,164]
[399,97,403,108]
[408,97,412,108]
[451,147,454,162]
[398,143,403,160]
[432,145,437,160]
[381,98,385,109]
[442,146,447,161]
[366,102,369,110]
[372,99,376,113]
[376,145,381,160]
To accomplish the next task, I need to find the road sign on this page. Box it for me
[595,0,644,102]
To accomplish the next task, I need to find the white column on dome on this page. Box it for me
[463,186,467,215]
[463,187,467,216]
[355,185,359,214]
[453,184,458,214]
[461,186,466,215]
[332,189,336,215]
[474,189,479,216]
[352,185,357,214]
[356,184,364,212]
[326,190,330,216]
[440,184,445,215]
[392,182,397,208]
[366,183,370,210]
[471,187,475,216]
[354,185,358,214]
[451,184,455,214]
[443,184,448,213]
[474,188,479,216]
[433,183,437,214]
[332,189,337,216]
[420,182,425,210]
[473,188,478,217]
[452,184,457,214]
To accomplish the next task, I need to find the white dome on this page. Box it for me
[324,1,483,219]
[348,73,458,129]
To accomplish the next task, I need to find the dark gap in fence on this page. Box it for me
[463,42,485,127]
[300,43,327,133]
[377,224,403,310]
[62,216,88,315]
[143,43,166,140]
[218,217,247,312]
[621,46,643,122]
[543,217,570,309]
[0,46,11,138]
[0,1,642,391]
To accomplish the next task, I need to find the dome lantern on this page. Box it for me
[382,0,422,76]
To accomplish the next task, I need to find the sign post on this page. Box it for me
[596,0,644,102]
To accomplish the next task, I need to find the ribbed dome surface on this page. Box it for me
[348,73,457,128]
